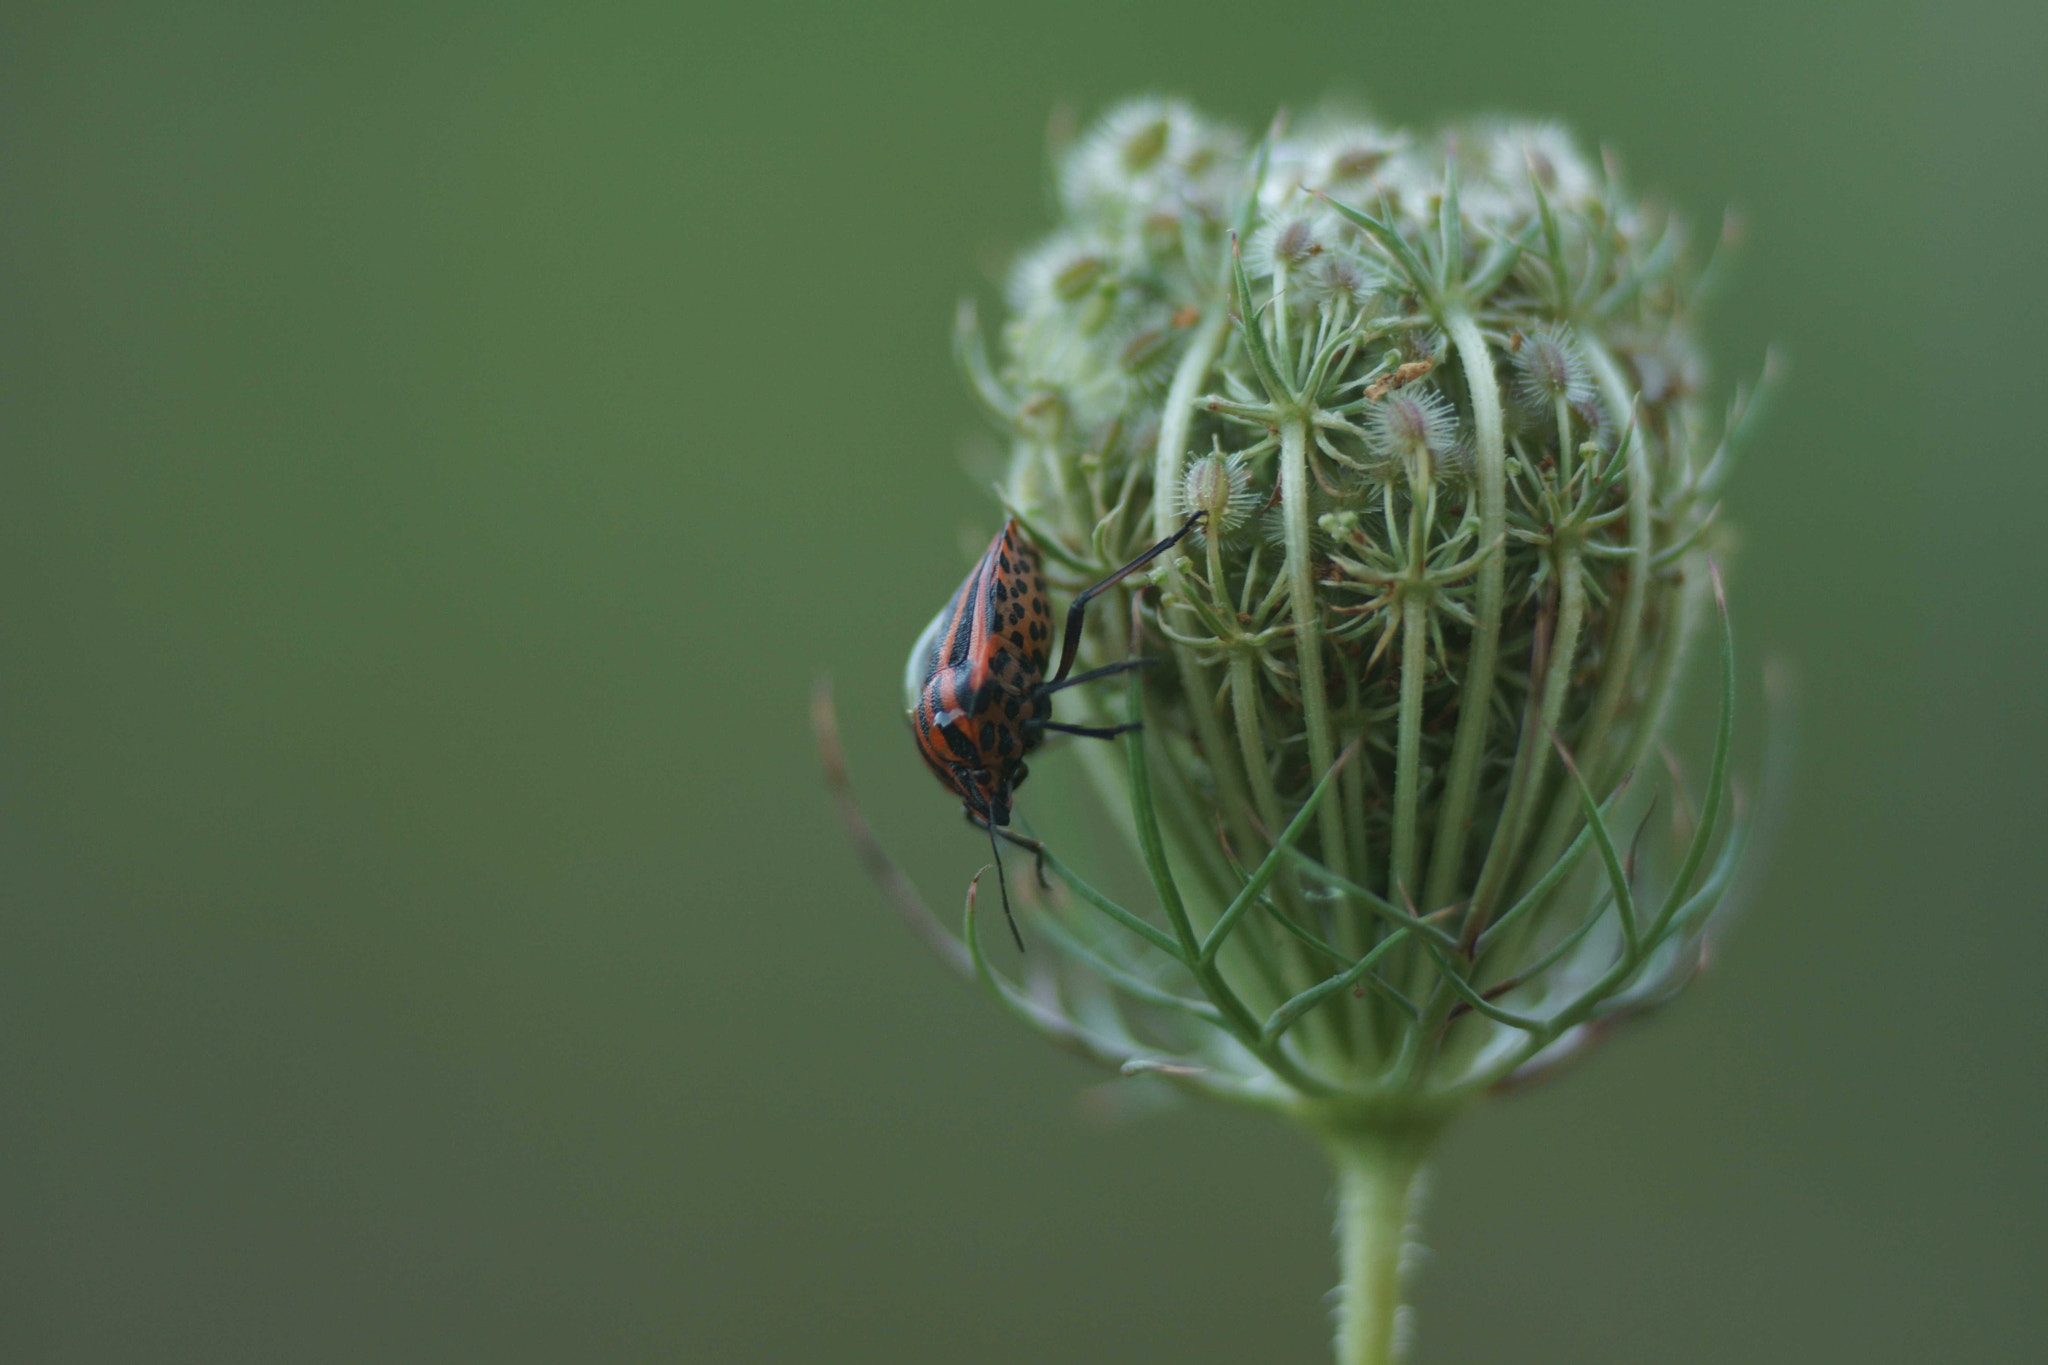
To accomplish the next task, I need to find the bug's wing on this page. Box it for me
[906,534,1002,774]
[902,601,954,714]
[910,528,1012,710]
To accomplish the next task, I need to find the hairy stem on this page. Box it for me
[1325,1128,1435,1365]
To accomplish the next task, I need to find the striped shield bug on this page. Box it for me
[905,512,1204,948]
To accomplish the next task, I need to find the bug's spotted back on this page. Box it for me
[906,521,1054,823]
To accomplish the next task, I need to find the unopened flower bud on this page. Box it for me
[1180,449,1258,541]
[1365,385,1461,484]
[866,95,1769,1365]
[1308,253,1383,311]
[1248,215,1327,277]
[1514,321,1595,406]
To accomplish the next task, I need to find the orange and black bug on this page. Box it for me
[905,512,1205,948]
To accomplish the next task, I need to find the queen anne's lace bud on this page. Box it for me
[940,96,1763,1124]
[833,94,1773,1365]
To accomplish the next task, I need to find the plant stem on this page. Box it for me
[1420,308,1506,912]
[1154,311,1265,871]
[1463,399,1588,944]
[1154,311,1231,542]
[1388,474,1433,907]
[1324,1127,1435,1365]
[1525,339,1652,869]
[1279,413,1350,883]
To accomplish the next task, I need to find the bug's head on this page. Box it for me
[957,766,1011,826]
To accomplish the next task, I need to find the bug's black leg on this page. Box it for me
[1038,658,1156,696]
[964,810,1050,889]
[1034,720,1142,741]
[1048,511,1206,685]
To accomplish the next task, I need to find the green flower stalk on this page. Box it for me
[820,96,1774,1365]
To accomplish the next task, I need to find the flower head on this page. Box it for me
[915,97,1765,1123]
[827,94,1772,1365]
[868,97,1763,1147]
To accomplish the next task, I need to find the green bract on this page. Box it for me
[842,96,1772,1365]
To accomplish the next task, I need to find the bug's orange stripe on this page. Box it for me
[913,521,1034,789]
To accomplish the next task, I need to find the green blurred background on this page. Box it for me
[2,2,2041,1361]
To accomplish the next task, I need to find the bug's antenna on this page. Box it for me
[981,797,1026,952]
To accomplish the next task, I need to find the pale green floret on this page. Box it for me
[1245,212,1329,277]
[1179,448,1260,543]
[1289,120,1408,195]
[1484,120,1602,207]
[1058,96,1245,232]
[1514,321,1595,407]
[1306,251,1385,311]
[1363,386,1461,485]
